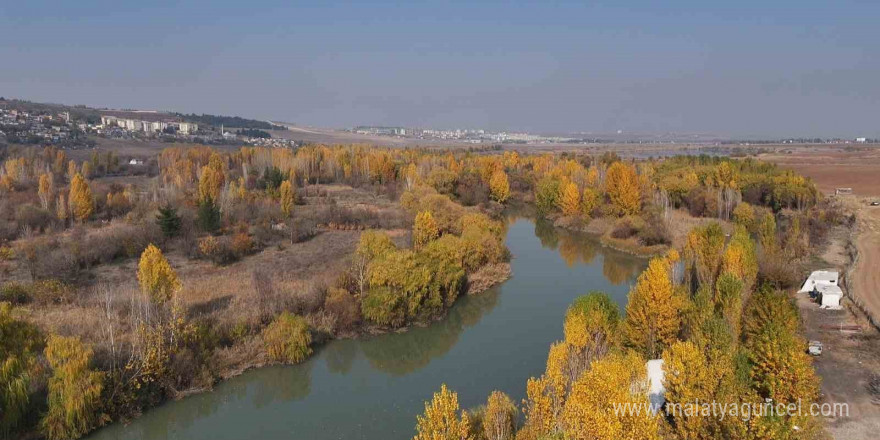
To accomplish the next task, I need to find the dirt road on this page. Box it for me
[849,205,880,326]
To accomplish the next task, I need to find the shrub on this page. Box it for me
[0,245,16,261]
[324,288,361,332]
[361,286,406,327]
[15,204,54,232]
[610,218,639,239]
[1,282,30,304]
[262,312,312,364]
[231,231,254,257]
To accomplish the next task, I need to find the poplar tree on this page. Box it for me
[279,179,295,217]
[623,256,682,358]
[489,169,510,203]
[605,161,641,216]
[558,182,581,216]
[414,384,473,440]
[137,244,181,304]
[38,173,53,210]
[68,173,93,222]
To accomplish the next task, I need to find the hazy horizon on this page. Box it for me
[2,1,878,138]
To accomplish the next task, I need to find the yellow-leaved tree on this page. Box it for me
[561,352,660,440]
[605,162,641,216]
[68,173,94,222]
[558,182,580,216]
[38,172,53,210]
[483,390,516,440]
[489,169,510,203]
[198,165,223,203]
[413,210,440,250]
[137,244,181,304]
[41,335,104,440]
[414,384,473,440]
[279,179,295,217]
[581,187,600,217]
[623,256,682,359]
[662,341,719,440]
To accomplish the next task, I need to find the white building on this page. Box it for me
[816,284,843,307]
[178,122,198,134]
[798,270,839,294]
[799,270,843,308]
[856,137,867,143]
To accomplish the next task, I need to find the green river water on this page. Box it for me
[87,215,647,440]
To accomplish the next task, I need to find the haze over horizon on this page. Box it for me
[2,1,878,138]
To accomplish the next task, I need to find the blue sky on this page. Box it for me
[1,0,878,137]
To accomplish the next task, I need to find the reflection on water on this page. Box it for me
[87,215,646,440]
[361,288,501,376]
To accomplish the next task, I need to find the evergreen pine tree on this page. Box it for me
[155,204,182,237]
[197,197,221,233]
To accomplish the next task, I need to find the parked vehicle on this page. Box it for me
[808,340,823,356]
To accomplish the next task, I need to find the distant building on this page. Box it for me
[178,122,198,134]
[856,137,867,143]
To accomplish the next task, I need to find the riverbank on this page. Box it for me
[83,217,645,440]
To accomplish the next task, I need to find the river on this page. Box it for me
[87,215,647,440]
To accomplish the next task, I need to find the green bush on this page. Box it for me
[262,312,312,364]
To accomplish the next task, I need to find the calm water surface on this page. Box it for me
[88,216,646,440]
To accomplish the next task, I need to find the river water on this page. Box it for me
[87,216,646,440]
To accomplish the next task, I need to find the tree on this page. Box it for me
[748,321,818,405]
[68,173,93,222]
[66,160,77,181]
[414,384,473,440]
[758,213,777,254]
[262,312,312,363]
[732,202,755,231]
[623,256,682,358]
[483,390,516,440]
[684,222,725,288]
[80,160,92,179]
[155,204,182,238]
[488,169,510,203]
[662,341,718,440]
[561,352,659,440]
[41,335,104,440]
[1,302,42,435]
[413,210,440,250]
[605,162,641,216]
[581,187,600,217]
[38,173,53,210]
[721,226,758,293]
[564,292,619,360]
[714,272,744,337]
[279,179,295,217]
[535,176,561,215]
[558,182,581,216]
[197,197,221,233]
[137,244,181,304]
[198,165,223,203]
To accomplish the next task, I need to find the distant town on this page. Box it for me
[0,98,298,150]
[349,124,879,146]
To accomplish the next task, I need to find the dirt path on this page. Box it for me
[850,205,880,326]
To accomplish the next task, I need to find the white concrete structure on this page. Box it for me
[646,359,665,411]
[817,284,843,307]
[798,270,839,294]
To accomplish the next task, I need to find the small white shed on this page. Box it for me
[798,270,839,294]
[817,284,843,308]
[646,359,665,411]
